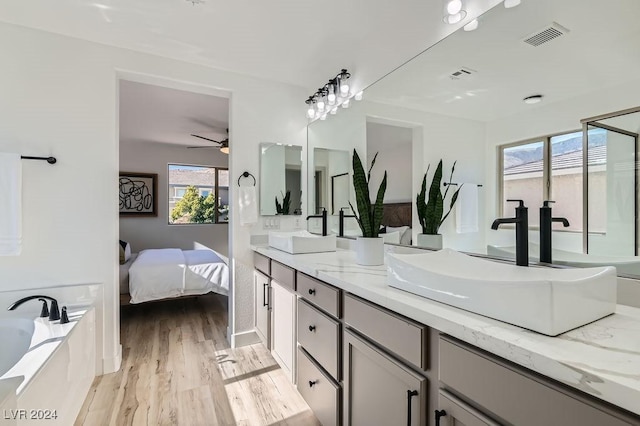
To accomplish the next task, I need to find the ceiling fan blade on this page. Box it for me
[190,134,222,144]
[187,145,221,149]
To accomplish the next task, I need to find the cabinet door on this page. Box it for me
[271,280,296,383]
[253,270,270,348]
[436,390,500,426]
[344,329,427,426]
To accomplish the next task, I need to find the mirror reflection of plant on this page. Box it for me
[170,185,216,224]
[417,160,461,235]
[350,150,387,238]
[275,190,291,215]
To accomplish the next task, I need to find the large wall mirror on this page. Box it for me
[260,143,303,215]
[307,0,640,278]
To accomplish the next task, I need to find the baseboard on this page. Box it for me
[103,344,122,374]
[232,330,261,348]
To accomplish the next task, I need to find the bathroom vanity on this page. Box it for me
[252,247,640,425]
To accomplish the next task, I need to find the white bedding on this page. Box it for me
[128,248,229,304]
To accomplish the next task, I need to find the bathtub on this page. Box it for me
[0,308,95,425]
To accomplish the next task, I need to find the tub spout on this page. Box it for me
[8,295,60,321]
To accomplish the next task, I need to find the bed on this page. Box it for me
[120,248,229,305]
[380,202,413,245]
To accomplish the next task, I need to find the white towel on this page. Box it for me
[0,153,22,255]
[455,184,479,234]
[238,186,258,226]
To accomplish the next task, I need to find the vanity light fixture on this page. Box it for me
[463,19,479,31]
[504,0,521,8]
[305,69,361,120]
[443,0,467,24]
[523,94,543,104]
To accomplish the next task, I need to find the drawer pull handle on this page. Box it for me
[407,390,418,426]
[308,288,316,295]
[308,325,316,332]
[434,409,447,426]
[309,380,317,387]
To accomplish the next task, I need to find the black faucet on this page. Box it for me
[491,199,529,266]
[8,295,60,321]
[338,207,356,237]
[306,207,328,236]
[539,201,570,264]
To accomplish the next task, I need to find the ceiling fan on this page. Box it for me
[187,131,229,154]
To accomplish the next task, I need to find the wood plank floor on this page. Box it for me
[76,294,319,426]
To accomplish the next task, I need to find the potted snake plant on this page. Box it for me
[349,149,387,265]
[416,159,461,249]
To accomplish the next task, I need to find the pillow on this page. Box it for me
[385,226,412,245]
[119,240,132,265]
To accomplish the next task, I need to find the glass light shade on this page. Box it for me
[443,10,466,24]
[340,78,350,95]
[463,19,478,31]
[327,85,336,105]
[446,0,462,14]
[306,105,315,118]
[317,99,326,112]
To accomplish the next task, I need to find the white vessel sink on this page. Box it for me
[487,243,640,276]
[268,230,336,254]
[387,249,617,336]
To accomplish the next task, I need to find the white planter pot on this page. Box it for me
[355,237,384,266]
[416,233,443,250]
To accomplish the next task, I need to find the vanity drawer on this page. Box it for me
[437,389,500,426]
[297,298,341,380]
[271,261,295,290]
[439,336,634,426]
[297,347,341,426]
[297,272,341,318]
[344,293,427,370]
[253,252,271,276]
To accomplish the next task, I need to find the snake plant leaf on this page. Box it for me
[416,166,428,233]
[371,171,387,236]
[417,159,460,235]
[348,201,364,234]
[352,150,372,236]
[367,152,378,183]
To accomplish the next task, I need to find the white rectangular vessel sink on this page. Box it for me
[387,249,617,336]
[268,230,336,254]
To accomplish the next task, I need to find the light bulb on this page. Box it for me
[317,99,325,112]
[463,19,478,31]
[446,0,462,15]
[306,104,315,118]
[504,0,521,8]
[354,91,363,101]
[443,10,465,24]
[340,81,349,96]
[327,84,336,105]
[342,99,350,109]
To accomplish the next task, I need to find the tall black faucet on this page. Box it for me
[338,207,356,237]
[539,201,570,264]
[491,199,529,266]
[306,207,328,236]
[8,295,60,321]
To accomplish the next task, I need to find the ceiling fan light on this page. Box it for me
[220,146,229,154]
[523,94,543,104]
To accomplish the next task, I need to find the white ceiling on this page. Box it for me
[0,0,501,92]
[365,0,640,122]
[119,79,229,147]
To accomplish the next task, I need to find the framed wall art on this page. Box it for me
[119,172,158,216]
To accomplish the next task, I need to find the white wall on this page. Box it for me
[0,21,307,372]
[119,141,229,255]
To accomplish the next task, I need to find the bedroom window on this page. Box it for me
[168,164,229,224]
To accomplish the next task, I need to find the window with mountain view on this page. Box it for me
[168,164,229,225]
[499,129,607,233]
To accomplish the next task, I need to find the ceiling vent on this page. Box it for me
[522,22,569,47]
[449,67,475,80]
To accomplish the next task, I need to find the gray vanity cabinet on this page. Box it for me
[436,390,500,426]
[343,329,427,426]
[253,270,270,348]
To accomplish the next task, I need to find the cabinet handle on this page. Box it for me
[262,282,268,307]
[407,390,418,426]
[308,288,316,295]
[308,325,316,332]
[309,380,317,387]
[434,409,447,426]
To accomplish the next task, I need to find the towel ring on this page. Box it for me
[238,171,256,187]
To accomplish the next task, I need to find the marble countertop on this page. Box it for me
[253,245,640,417]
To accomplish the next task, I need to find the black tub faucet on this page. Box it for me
[8,295,60,321]
[338,207,356,237]
[539,201,570,264]
[491,199,529,266]
[306,207,328,236]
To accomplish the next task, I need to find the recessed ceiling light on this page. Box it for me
[523,95,543,104]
